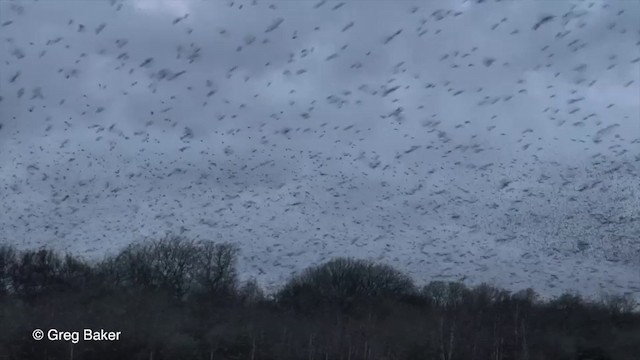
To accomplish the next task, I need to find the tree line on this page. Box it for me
[0,235,638,360]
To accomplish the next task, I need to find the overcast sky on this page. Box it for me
[1,0,639,298]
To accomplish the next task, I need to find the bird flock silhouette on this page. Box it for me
[1,0,639,299]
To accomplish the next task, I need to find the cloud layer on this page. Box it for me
[1,0,639,297]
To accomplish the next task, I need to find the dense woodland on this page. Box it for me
[0,236,638,360]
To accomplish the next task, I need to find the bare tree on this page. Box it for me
[238,278,265,306]
[277,257,416,314]
[102,242,156,292]
[193,241,239,300]
[147,234,200,300]
[601,293,638,315]
[0,245,16,296]
[422,281,470,360]
[8,249,64,300]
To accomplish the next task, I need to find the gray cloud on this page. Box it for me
[1,0,639,298]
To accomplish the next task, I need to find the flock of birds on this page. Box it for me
[0,0,639,298]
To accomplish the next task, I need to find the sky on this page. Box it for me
[0,0,639,298]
